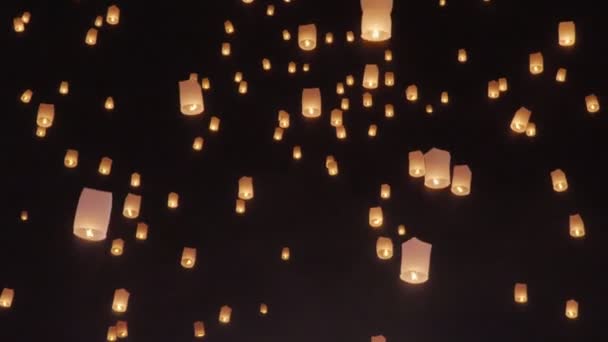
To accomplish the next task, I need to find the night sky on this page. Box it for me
[3,0,607,341]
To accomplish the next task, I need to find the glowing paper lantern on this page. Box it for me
[20,210,28,222]
[262,58,271,71]
[221,42,231,56]
[385,104,394,118]
[238,176,254,200]
[451,165,472,196]
[130,173,141,188]
[525,123,537,137]
[0,288,15,308]
[36,103,55,128]
[363,64,379,89]
[360,0,393,42]
[302,64,310,72]
[405,85,418,102]
[409,150,425,177]
[498,78,508,92]
[219,306,232,324]
[273,127,284,141]
[116,321,128,338]
[565,300,579,319]
[135,222,148,240]
[35,126,46,138]
[585,94,600,113]
[336,125,347,140]
[327,160,339,176]
[510,107,532,133]
[20,89,33,103]
[325,32,334,44]
[330,109,343,127]
[488,80,499,99]
[424,148,451,189]
[59,81,69,95]
[73,188,112,241]
[278,110,290,128]
[400,237,432,284]
[209,116,220,131]
[224,20,234,34]
[266,5,275,16]
[369,207,383,228]
[346,75,355,86]
[529,52,544,75]
[181,247,196,268]
[425,105,433,114]
[569,214,585,238]
[179,79,204,115]
[372,335,386,342]
[194,321,205,338]
[341,98,350,111]
[550,169,568,192]
[458,49,467,63]
[302,88,322,118]
[123,193,141,219]
[556,68,567,82]
[368,124,378,137]
[385,49,393,61]
[384,72,395,87]
[105,97,115,110]
[112,289,130,313]
[282,29,291,41]
[441,91,449,104]
[260,303,268,315]
[14,17,25,32]
[94,16,103,28]
[242,0,254,3]
[201,78,210,90]
[363,92,373,108]
[111,239,124,256]
[346,31,355,42]
[22,12,31,24]
[439,0,447,6]
[514,283,528,303]
[165,192,178,209]
[558,21,576,47]
[107,326,117,341]
[238,81,248,94]
[193,137,204,151]
[106,5,120,25]
[298,24,317,51]
[376,237,393,260]
[293,146,302,160]
[398,225,406,236]
[64,149,79,168]
[235,199,246,214]
[281,247,291,261]
[288,62,297,74]
[234,72,243,83]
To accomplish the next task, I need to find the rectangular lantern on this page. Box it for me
[20,210,28,222]
[302,63,310,72]
[135,222,148,240]
[529,52,544,75]
[525,123,537,137]
[94,16,103,28]
[346,31,355,42]
[111,239,124,256]
[107,326,117,341]
[74,188,112,241]
[36,103,55,128]
[569,214,585,238]
[585,94,600,113]
[288,62,297,74]
[266,5,275,16]
[325,32,334,44]
[123,193,142,219]
[363,64,379,89]
[193,137,204,151]
[278,110,290,128]
[550,169,568,192]
[488,80,500,99]
[21,12,31,24]
[400,237,432,284]
[556,68,567,82]
[425,105,434,114]
[341,98,350,111]
[201,78,211,90]
[293,145,302,160]
[238,176,254,200]
[302,88,321,118]
[398,225,406,236]
[260,303,268,315]
[510,107,531,133]
[0,288,15,308]
[112,288,130,313]
[281,247,291,261]
[35,126,46,138]
[360,0,393,42]
[130,172,141,188]
[368,124,378,137]
[424,148,451,189]
[64,149,79,168]
[441,91,449,104]
[346,75,355,86]
[181,247,197,268]
[369,206,383,228]
[405,85,418,102]
[336,125,347,140]
[238,81,248,94]
[85,28,98,45]
[385,49,393,61]
[224,20,234,34]
[327,160,339,176]
[498,77,508,92]
[106,5,120,25]
[363,92,373,108]
[282,29,291,41]
[59,81,69,95]
[298,24,317,51]
[330,109,343,127]
[558,21,576,47]
[105,96,115,110]
[385,104,394,118]
[376,237,393,260]
[514,283,528,303]
[273,127,284,141]
[14,17,25,32]
[209,116,220,131]
[179,79,205,115]
[20,89,33,103]
[451,165,472,196]
[235,199,246,214]
[372,336,387,342]
[168,192,179,209]
[194,321,206,338]
[565,300,578,319]
[408,150,425,177]
[262,58,271,70]
[116,321,128,338]
[458,48,467,63]
[384,72,395,87]
[219,306,232,324]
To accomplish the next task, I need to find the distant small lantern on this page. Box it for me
[510,107,532,133]
[193,137,204,151]
[556,68,567,82]
[326,155,335,168]
[558,21,576,47]
[135,222,148,241]
[325,32,334,44]
[369,206,383,228]
[94,16,103,28]
[424,148,451,189]
[451,165,472,196]
[398,224,406,236]
[166,192,178,209]
[363,92,373,108]
[458,49,468,63]
[525,123,537,137]
[385,49,393,61]
[498,77,508,92]
[529,52,544,75]
[106,5,120,25]
[425,105,433,114]
[441,91,449,104]
[278,110,290,128]
[35,126,46,138]
[20,210,28,222]
[385,104,394,118]
[336,82,345,94]
[363,64,379,89]
[123,193,142,219]
[238,176,254,200]
[514,283,528,304]
[209,116,220,132]
[181,247,197,268]
[327,160,339,176]
[281,247,291,261]
[376,237,393,260]
[20,89,33,103]
[36,103,55,128]
[368,124,378,137]
[219,306,232,324]
[0,288,14,308]
[14,17,25,32]
[238,81,248,94]
[408,150,425,177]
[111,239,124,256]
[288,62,297,74]
[224,20,234,34]
[298,24,317,51]
[105,96,115,110]
[336,125,347,140]
[380,184,391,199]
[565,300,579,319]
[293,146,302,160]
[550,169,568,192]
[341,98,350,111]
[585,94,600,113]
[488,80,500,99]
[107,326,117,341]
[384,72,395,87]
[405,85,418,102]
[116,321,128,338]
[260,303,268,315]
[112,289,130,313]
[73,188,112,241]
[400,237,432,284]
[360,0,393,42]
[235,199,246,214]
[130,172,141,188]
[59,81,69,95]
[346,31,355,42]
[234,72,243,83]
[179,79,204,116]
[569,214,585,238]
[439,0,447,6]
[64,149,79,168]
[85,28,98,45]
[266,5,275,16]
[221,42,231,56]
[302,88,322,118]
[273,127,284,141]
[282,29,291,41]
[372,335,386,342]
[302,63,310,72]
[21,12,31,24]
[98,157,113,175]
[201,78,210,90]
[194,321,206,338]
[262,58,271,71]
[330,109,343,127]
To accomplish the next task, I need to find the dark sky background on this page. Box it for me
[3,0,608,341]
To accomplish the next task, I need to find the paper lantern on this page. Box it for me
[13,17,25,32]
[21,11,31,24]
[64,149,79,168]
[510,107,532,133]
[35,126,46,138]
[333,83,344,96]
[385,49,393,61]
[298,24,317,51]
[514,283,528,303]
[302,63,310,72]
[326,155,335,168]
[135,222,148,240]
[130,172,141,188]
[292,146,302,160]
[209,116,221,131]
[188,73,198,82]
[458,49,467,63]
[105,96,115,110]
[330,109,343,127]
[223,20,234,34]
[20,89,33,103]
[346,31,355,42]
[59,81,69,95]
[201,78,211,90]
[238,81,248,94]
[369,207,383,228]
[371,336,386,342]
[260,303,268,315]
[550,169,568,192]
[193,137,204,151]
[409,150,425,177]
[488,80,499,99]
[282,29,291,41]
[405,85,418,102]
[219,306,232,324]
[439,0,447,6]
[281,247,290,261]
[569,214,585,238]
[242,0,254,3]
[556,68,567,82]
[107,326,117,341]
[73,188,112,241]
[341,98,350,111]
[278,110,290,128]
[384,72,395,87]
[20,210,28,222]
[288,62,297,74]
[266,5,275,16]
[363,64,379,89]
[238,176,254,200]
[529,52,544,75]
[525,123,537,137]
[0,288,14,308]
[166,192,179,209]
[94,16,103,28]
[194,321,205,338]
[424,148,451,189]
[234,72,243,83]
[116,321,128,338]
[400,237,432,284]
[498,78,508,92]
[585,94,600,113]
[346,75,355,86]
[441,91,449,104]
[360,0,393,42]
[262,58,271,71]
[235,199,246,214]
[112,289,130,313]
[565,300,579,319]
[106,5,120,25]
[179,79,204,115]
[36,103,55,128]
[451,165,472,196]
[363,92,373,108]
[398,224,406,236]
[368,124,378,137]
[327,160,339,176]
[181,247,196,268]
[336,125,347,140]
[385,104,394,118]
[302,88,321,118]
[325,32,334,44]
[376,237,393,260]
[380,184,391,199]
[558,21,576,47]
[111,239,124,256]
[273,127,284,141]
[425,105,434,114]
[123,193,141,219]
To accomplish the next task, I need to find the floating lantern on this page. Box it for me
[330,109,343,127]
[0,288,14,308]
[224,20,234,34]
[558,21,576,47]
[242,0,254,3]
[35,126,46,138]
[363,92,373,108]
[556,68,567,82]
[327,160,339,176]
[298,24,317,51]
[488,80,500,99]
[262,58,271,71]
[514,283,528,303]
[372,335,386,342]
[282,29,291,41]
[451,165,472,196]
[529,52,544,75]
[266,5,275,16]
[325,32,334,44]
[425,105,433,114]
[273,127,284,141]
[384,72,395,87]
[193,137,204,151]
[293,146,302,160]
[569,214,585,238]
[105,96,115,110]
[336,83,345,95]
[302,88,321,118]
[20,89,33,103]
[167,192,179,209]
[194,321,205,338]
[94,16,103,28]
[405,85,418,102]
[181,247,196,268]
[369,206,383,228]
[221,42,231,56]
[400,237,432,284]
[107,326,117,341]
[106,5,120,25]
[363,64,379,89]
[385,49,393,61]
[341,98,350,111]
[116,321,128,338]
[235,199,246,214]
[380,184,391,199]
[112,289,130,313]
[20,210,28,222]
[585,94,600,113]
[398,225,406,236]
[219,306,232,324]
[385,104,394,118]
[408,150,425,177]
[439,0,447,6]
[260,303,268,315]
[525,123,537,137]
[458,49,467,63]
[510,107,532,133]
[201,78,210,90]
[565,300,578,319]
[288,62,297,74]
[336,125,347,140]
[326,155,335,168]
[368,124,378,137]
[238,81,248,94]
[13,17,25,32]
[130,173,141,188]
[441,91,449,104]
[278,110,290,128]
[135,222,148,240]
[234,72,243,83]
[360,0,393,42]
[346,75,355,86]
[302,63,310,72]
[424,148,451,189]
[22,12,31,24]
[281,247,290,261]
[36,103,55,128]
[111,239,124,256]
[346,31,355,42]
[550,169,568,192]
[498,78,508,92]
[59,81,69,95]
[123,193,141,219]
[73,187,112,241]
[238,176,254,200]
[64,149,79,168]
[179,79,204,116]
[376,237,393,260]
[209,116,220,131]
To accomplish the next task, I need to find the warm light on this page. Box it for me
[398,225,406,236]
[238,176,254,200]
[298,24,317,51]
[281,247,291,261]
[21,11,31,24]
[292,145,302,160]
[20,210,28,222]
[424,148,451,189]
[221,42,231,56]
[565,300,579,319]
[408,150,426,177]
[59,81,69,95]
[384,72,395,87]
[238,81,248,94]
[167,192,179,209]
[385,104,394,118]
[529,52,544,75]
[234,72,243,83]
[363,64,379,89]
[192,137,204,151]
[346,31,355,43]
[376,237,393,260]
[569,214,585,238]
[585,94,600,113]
[363,92,373,108]
[260,303,268,315]
[262,58,272,71]
[201,77,211,90]
[20,89,33,103]
[525,123,537,137]
[439,0,447,6]
[346,75,355,86]
[330,109,343,127]
[112,289,130,313]
[400,237,432,284]
[369,206,383,228]
[325,32,334,44]
[458,49,468,63]
[510,107,532,133]
[336,125,347,140]
[558,21,576,47]
[441,91,449,104]
[13,17,25,32]
[385,49,393,61]
[550,169,568,192]
[224,20,234,34]
[341,98,350,111]
[111,239,124,256]
[64,149,79,168]
[273,127,284,141]
[193,321,206,338]
[36,103,55,128]
[327,160,339,176]
[219,306,232,324]
[556,68,567,83]
[451,165,472,196]
[336,82,345,95]
[288,62,297,74]
[179,79,205,115]
[181,247,197,269]
[380,184,391,199]
[425,105,434,114]
[498,78,508,92]
[107,326,117,341]
[123,193,142,219]
[105,96,115,110]
[94,16,103,28]
[135,222,148,240]
[302,63,310,72]
[266,5,275,16]
[514,283,528,304]
[73,188,112,241]
[209,116,221,131]
[488,80,500,99]
[405,85,418,102]
[235,199,246,214]
[302,88,322,118]
[35,126,46,138]
[85,27,98,45]
[106,5,120,25]
[116,321,128,338]
[282,29,291,41]
[130,172,141,188]
[360,0,393,42]
[0,288,15,309]
[368,124,378,137]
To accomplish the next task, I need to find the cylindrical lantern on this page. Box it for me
[376,237,393,260]
[224,20,234,34]
[565,300,578,319]
[400,237,432,284]
[550,169,568,192]
[302,63,311,72]
[168,192,179,209]
[106,5,120,25]
[111,239,124,256]
[441,91,449,104]
[94,16,103,28]
[273,127,284,141]
[112,289,130,313]
[20,210,28,222]
[585,94,600,113]
[346,31,355,42]
[451,165,472,196]
[266,5,275,16]
[384,72,395,87]
[135,222,148,240]
[529,52,544,75]
[235,199,246,214]
[363,64,379,89]
[360,0,393,42]
[341,98,350,111]
[21,12,31,24]
[369,206,383,228]
[194,321,206,338]
[336,125,347,140]
[424,148,451,189]
[181,247,197,268]
[105,96,115,110]
[260,303,268,315]
[130,172,141,188]
[238,81,248,94]
[278,110,290,128]
[385,49,393,61]
[346,75,355,86]
[363,92,373,108]
[107,326,117,341]
[35,126,46,138]
[0,288,15,308]
[405,85,418,102]
[385,104,394,118]
[558,21,576,47]
[488,80,500,99]
[262,58,271,71]
[281,247,290,261]
[458,49,467,63]
[20,89,33,103]
[498,78,508,92]
[408,150,425,177]
[302,88,322,118]
[123,193,142,219]
[238,176,254,200]
[510,107,532,133]
[201,77,211,90]
[209,116,220,131]
[514,283,528,303]
[59,81,69,95]
[116,321,128,338]
[298,24,317,51]
[293,145,302,160]
[179,79,204,115]
[556,68,567,82]
[368,124,378,137]
[372,335,387,342]
[73,187,112,241]
[64,149,79,168]
[282,29,291,41]
[288,62,297,74]
[325,32,334,44]
[219,306,232,324]
[327,160,339,176]
[193,137,204,151]
[398,224,406,236]
[569,214,585,238]
[380,184,391,199]
[36,103,55,128]
[330,109,343,127]
[85,28,98,45]
[234,72,243,83]
[14,17,25,32]
[425,105,434,114]
[525,123,537,137]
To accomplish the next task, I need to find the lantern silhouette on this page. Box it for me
[488,80,499,99]
[130,172,141,188]
[116,321,128,338]
[327,160,339,176]
[20,210,28,222]
[302,63,310,72]
[266,5,275,16]
[107,326,117,341]
[238,81,248,94]
[36,103,55,128]
[346,31,355,42]
[167,192,179,209]
[525,123,537,137]
[260,303,268,315]
[298,24,317,51]
[565,300,578,319]
[224,20,234,34]
[384,72,395,87]
[385,49,393,61]
[368,124,378,137]
[201,78,210,90]
[558,21,576,47]
[451,165,472,196]
[556,68,567,82]
[105,96,115,110]
[193,137,204,151]
[238,176,254,200]
[209,116,220,131]
[550,169,568,192]
[529,52,544,75]
[369,207,383,228]
[425,105,433,114]
[64,149,79,168]
[20,89,33,103]
[0,288,15,308]
[398,224,406,236]
[385,104,394,118]
[293,146,302,160]
[278,110,290,128]
[135,222,148,240]
[302,88,321,118]
[406,85,418,102]
[112,289,130,313]
[274,127,284,141]
[409,150,425,177]
[376,237,393,260]
[282,29,291,41]
[74,188,112,241]
[458,49,467,63]
[281,247,290,261]
[111,239,124,256]
[346,75,355,86]
[400,237,432,284]
[14,17,25,32]
[514,283,528,303]
[179,79,204,115]
[325,32,334,44]
[181,247,196,268]
[424,148,451,189]
[106,5,120,25]
[262,58,271,71]
[35,126,46,138]
[59,81,69,95]
[219,306,232,323]
[441,91,449,104]
[341,98,350,111]
[331,109,343,127]
[360,0,393,41]
[288,62,297,74]
[363,92,373,108]
[235,199,246,214]
[569,214,585,238]
[585,94,600,113]
[510,107,531,133]
[123,193,141,219]
[336,125,347,140]
[94,16,103,28]
[194,321,205,338]
[363,64,379,89]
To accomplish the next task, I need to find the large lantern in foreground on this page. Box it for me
[424,148,451,189]
[74,187,112,241]
[302,88,321,118]
[298,24,317,51]
[514,283,528,303]
[179,79,204,115]
[360,0,393,42]
[400,237,432,284]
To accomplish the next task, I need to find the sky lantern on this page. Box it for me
[260,303,268,315]
[400,237,432,284]
[20,210,29,222]
[209,116,221,131]
[405,85,418,102]
[201,77,210,90]
[64,149,79,168]
[104,96,115,110]
[451,165,472,196]
[346,31,355,42]
[224,20,234,34]
[194,321,205,338]
[192,137,204,151]
[219,306,232,323]
[94,16,103,28]
[238,176,254,200]
[336,125,347,140]
[235,199,246,214]
[181,247,197,268]
[116,321,128,338]
[0,288,15,308]
[550,169,568,192]
[281,247,291,261]
[111,239,124,256]
[360,0,393,42]
[107,326,117,341]
[234,72,243,83]
[363,64,379,89]
[278,110,290,128]
[385,104,394,118]
[73,187,112,241]
[398,225,406,236]
[380,184,391,199]
[135,222,148,240]
[425,105,434,114]
[510,107,532,133]
[371,335,386,342]
[384,72,395,87]
[585,94,600,113]
[330,109,343,127]
[376,237,393,260]
[556,68,567,82]
[558,21,576,47]
[441,91,449,104]
[298,24,317,51]
[221,42,231,56]
[408,150,425,177]
[368,124,378,137]
[129,173,141,188]
[327,159,339,176]
[35,126,46,138]
[288,62,297,74]
[302,88,321,118]
[302,63,311,72]
[565,300,579,319]
[266,5,275,16]
[525,123,537,137]
[569,214,585,238]
[341,98,350,111]
[13,17,25,32]
[21,12,31,24]
[238,81,248,94]
[325,32,334,44]
[274,127,284,141]
[369,206,383,228]
[424,148,451,189]
[179,79,204,116]
[514,283,528,303]
[167,192,179,209]
[59,81,69,95]
[123,193,142,219]
[293,146,302,160]
[20,89,33,103]
[529,52,544,75]
[262,58,271,71]
[363,92,373,108]
[488,80,500,99]
[346,75,355,86]
[282,29,291,41]
[385,49,393,61]
[112,289,130,313]
[498,77,508,92]
[36,103,55,128]
[439,0,447,6]
[458,48,467,63]
[106,5,120,25]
